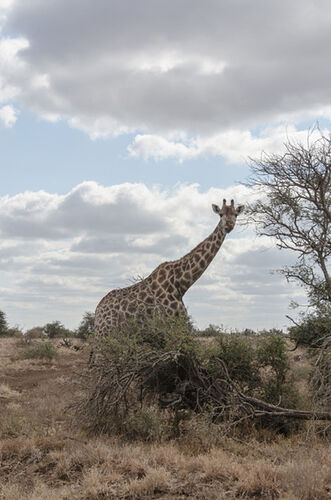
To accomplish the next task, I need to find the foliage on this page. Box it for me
[76,312,95,339]
[122,407,171,442]
[289,305,331,348]
[197,324,224,337]
[22,341,58,360]
[211,334,260,391]
[25,326,44,340]
[247,130,331,307]
[0,310,8,336]
[288,305,331,414]
[6,327,23,338]
[43,321,73,338]
[257,334,288,381]
[311,336,331,412]
[74,317,329,437]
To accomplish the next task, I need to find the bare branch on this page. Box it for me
[247,130,331,305]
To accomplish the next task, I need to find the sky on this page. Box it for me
[0,0,330,332]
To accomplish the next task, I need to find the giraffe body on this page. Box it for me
[94,199,244,337]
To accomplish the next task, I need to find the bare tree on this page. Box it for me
[247,130,331,307]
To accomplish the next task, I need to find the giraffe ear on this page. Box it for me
[212,204,222,216]
[236,205,245,215]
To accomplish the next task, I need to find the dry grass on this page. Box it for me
[1,435,330,499]
[0,337,330,499]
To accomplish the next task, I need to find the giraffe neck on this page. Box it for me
[174,220,227,297]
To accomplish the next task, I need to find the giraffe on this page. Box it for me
[94,199,244,337]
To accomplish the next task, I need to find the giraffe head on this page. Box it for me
[212,199,244,233]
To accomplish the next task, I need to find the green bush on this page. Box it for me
[0,310,8,336]
[22,341,58,360]
[211,334,260,391]
[257,335,289,381]
[197,324,224,337]
[76,312,95,339]
[43,321,73,338]
[289,306,331,348]
[310,338,331,412]
[75,317,308,439]
[257,334,291,404]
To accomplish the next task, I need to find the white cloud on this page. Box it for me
[0,103,17,126]
[0,181,302,330]
[128,134,196,162]
[0,35,29,109]
[0,0,330,139]
[0,0,14,9]
[128,125,330,163]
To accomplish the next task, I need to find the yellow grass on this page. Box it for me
[0,336,330,499]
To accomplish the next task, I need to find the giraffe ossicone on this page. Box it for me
[94,199,244,337]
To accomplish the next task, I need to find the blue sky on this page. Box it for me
[0,0,330,331]
[0,109,248,196]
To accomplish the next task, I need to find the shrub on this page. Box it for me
[288,306,331,415]
[0,310,8,336]
[22,341,58,360]
[123,407,171,442]
[289,306,331,348]
[74,316,314,439]
[43,321,73,338]
[257,335,289,381]
[6,327,23,338]
[76,312,95,339]
[310,337,331,412]
[197,324,224,338]
[75,315,208,435]
[211,334,260,391]
[257,334,291,405]
[25,326,44,339]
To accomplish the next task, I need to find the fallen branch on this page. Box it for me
[73,347,331,434]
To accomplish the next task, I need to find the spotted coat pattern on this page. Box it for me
[94,200,244,337]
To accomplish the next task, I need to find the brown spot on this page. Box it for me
[170,302,178,310]
[159,270,166,281]
[184,272,191,280]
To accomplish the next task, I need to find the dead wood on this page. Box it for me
[73,347,331,432]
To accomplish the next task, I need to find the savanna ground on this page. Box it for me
[0,336,330,500]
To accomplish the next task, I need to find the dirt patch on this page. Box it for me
[0,348,87,393]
